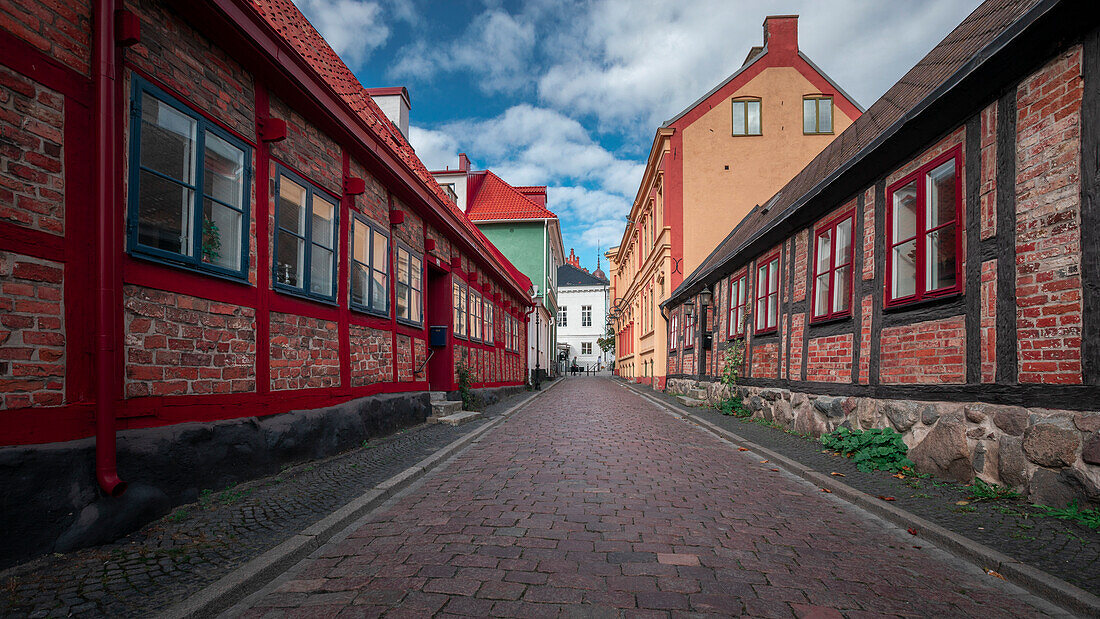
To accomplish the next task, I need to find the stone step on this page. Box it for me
[430,400,462,416]
[435,411,482,426]
[688,388,708,400]
[676,396,705,408]
[429,391,447,402]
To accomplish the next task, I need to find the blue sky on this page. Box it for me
[293,0,981,272]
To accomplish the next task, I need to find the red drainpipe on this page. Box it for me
[94,0,126,497]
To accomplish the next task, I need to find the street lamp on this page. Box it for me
[534,310,541,390]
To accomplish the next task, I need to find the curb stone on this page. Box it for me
[619,380,1100,618]
[163,382,557,618]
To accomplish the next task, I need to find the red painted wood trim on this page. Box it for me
[254,82,273,395]
[0,28,93,104]
[123,257,257,306]
[0,222,64,262]
[65,96,96,403]
[338,150,352,389]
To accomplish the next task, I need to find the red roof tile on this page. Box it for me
[467,171,557,222]
[244,0,532,296]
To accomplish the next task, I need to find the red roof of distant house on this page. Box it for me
[245,0,532,295]
[467,171,557,222]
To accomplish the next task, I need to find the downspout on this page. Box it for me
[94,0,126,496]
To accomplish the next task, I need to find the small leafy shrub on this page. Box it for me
[1037,501,1100,530]
[718,394,751,417]
[967,478,1020,502]
[715,341,748,416]
[167,508,190,523]
[456,357,477,410]
[820,426,915,473]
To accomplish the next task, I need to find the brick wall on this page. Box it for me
[349,157,388,227]
[1014,46,1083,385]
[391,195,424,250]
[880,316,966,384]
[269,95,341,194]
[124,286,256,397]
[2,0,91,76]
[270,313,339,391]
[413,338,426,382]
[124,0,254,138]
[0,252,64,408]
[980,102,997,240]
[858,295,872,384]
[349,324,392,386]
[981,260,997,383]
[750,342,778,379]
[396,334,412,382]
[0,66,64,235]
[787,313,804,380]
[792,230,807,302]
[861,187,874,281]
[806,334,853,383]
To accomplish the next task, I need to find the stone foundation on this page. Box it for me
[665,379,1100,508]
[0,391,429,569]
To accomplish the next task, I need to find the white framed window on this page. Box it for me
[581,342,592,355]
[581,305,592,327]
[558,306,567,327]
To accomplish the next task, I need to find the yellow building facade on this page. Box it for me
[610,15,861,389]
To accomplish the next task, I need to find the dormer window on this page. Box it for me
[731,98,762,136]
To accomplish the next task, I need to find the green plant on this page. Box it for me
[456,355,476,410]
[715,341,749,416]
[201,217,221,263]
[820,426,915,473]
[1036,501,1100,530]
[966,478,1020,502]
[167,509,190,523]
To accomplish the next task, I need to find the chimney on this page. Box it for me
[458,153,470,172]
[762,15,798,58]
[365,87,411,139]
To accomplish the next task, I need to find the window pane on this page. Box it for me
[372,230,387,270]
[352,262,368,306]
[137,170,193,255]
[814,273,830,316]
[747,101,761,134]
[140,93,196,182]
[834,265,851,312]
[769,259,779,292]
[731,101,745,135]
[926,159,956,229]
[803,98,816,133]
[891,239,917,299]
[396,281,409,319]
[411,290,421,323]
[202,199,241,270]
[757,266,767,297]
[276,232,304,287]
[397,249,409,288]
[736,306,744,334]
[892,180,918,241]
[203,133,244,207]
[767,293,777,328]
[372,270,387,311]
[835,218,852,266]
[310,245,333,296]
[411,256,422,291]
[278,178,306,235]
[927,224,957,291]
[815,230,831,275]
[311,198,335,248]
[756,298,767,329]
[818,99,832,133]
[737,278,745,305]
[353,220,368,264]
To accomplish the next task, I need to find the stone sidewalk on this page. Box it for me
[235,377,1055,617]
[0,389,537,618]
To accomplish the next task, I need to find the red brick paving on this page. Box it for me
[241,378,1047,617]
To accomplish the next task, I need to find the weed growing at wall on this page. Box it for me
[967,478,1020,502]
[716,341,749,417]
[456,357,476,410]
[820,426,915,473]
[1038,501,1100,530]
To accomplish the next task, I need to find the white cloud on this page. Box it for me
[292,0,392,65]
[548,186,630,225]
[389,9,535,94]
[408,125,459,171]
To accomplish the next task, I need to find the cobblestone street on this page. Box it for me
[236,378,1051,617]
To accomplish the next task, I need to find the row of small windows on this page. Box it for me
[557,305,593,328]
[730,95,834,136]
[453,281,521,351]
[672,148,962,342]
[129,77,429,325]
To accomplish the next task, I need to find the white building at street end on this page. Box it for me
[557,252,612,371]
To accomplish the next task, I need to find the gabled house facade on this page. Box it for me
[0,0,531,567]
[609,15,861,389]
[663,0,1100,507]
[432,159,565,381]
[557,251,612,371]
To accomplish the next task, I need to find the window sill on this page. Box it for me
[273,283,338,307]
[130,249,251,287]
[396,317,424,329]
[884,289,962,313]
[809,312,852,327]
[351,304,389,320]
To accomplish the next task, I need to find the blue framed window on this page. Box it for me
[274,167,338,302]
[351,215,389,316]
[395,242,423,326]
[127,76,251,279]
